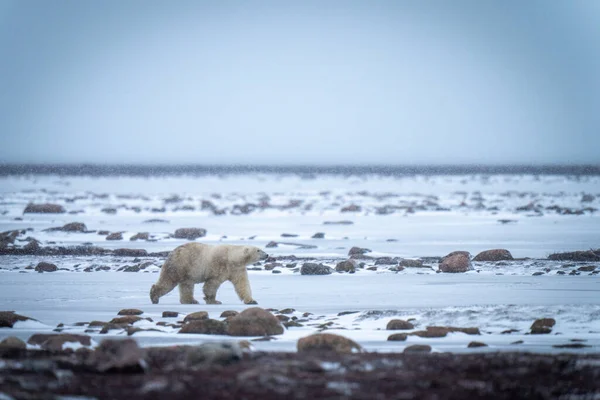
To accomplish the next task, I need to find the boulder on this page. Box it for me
[88,339,145,372]
[348,247,371,257]
[23,203,65,214]
[35,262,58,272]
[220,310,239,318]
[341,204,362,213]
[162,311,179,318]
[173,228,207,240]
[226,307,283,337]
[473,249,513,262]
[118,309,143,316]
[403,344,431,353]
[106,232,123,241]
[530,318,556,334]
[185,342,244,366]
[179,319,227,335]
[468,341,488,348]
[0,336,27,350]
[109,316,143,325]
[113,248,148,257]
[297,333,362,354]
[386,319,415,330]
[43,222,87,233]
[183,311,209,323]
[410,326,480,338]
[439,251,472,273]
[387,333,408,341]
[335,259,357,273]
[548,250,600,262]
[311,232,325,239]
[27,333,92,352]
[399,259,424,268]
[300,263,333,275]
[130,232,150,241]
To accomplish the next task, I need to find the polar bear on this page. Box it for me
[150,243,268,305]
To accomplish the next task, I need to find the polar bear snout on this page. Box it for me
[258,249,269,260]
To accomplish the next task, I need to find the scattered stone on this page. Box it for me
[284,321,304,328]
[101,208,118,214]
[130,232,150,241]
[100,323,127,334]
[300,263,333,275]
[0,336,27,351]
[43,222,87,232]
[162,311,179,318]
[98,230,110,235]
[183,311,209,323]
[497,219,517,224]
[35,261,58,272]
[263,263,281,271]
[511,340,524,345]
[501,329,520,334]
[473,249,513,262]
[113,248,148,257]
[109,316,143,325]
[297,333,362,354]
[143,219,170,224]
[548,250,600,262]
[578,265,596,272]
[220,310,239,318]
[403,344,431,353]
[411,326,480,338]
[88,339,145,372]
[179,319,227,335]
[348,247,371,257]
[439,251,472,273]
[399,259,424,268]
[386,319,415,330]
[375,257,397,265]
[88,321,107,327]
[581,194,595,203]
[311,232,325,239]
[28,333,92,352]
[106,232,123,241]
[279,308,295,314]
[265,241,278,248]
[226,307,284,336]
[23,203,66,214]
[281,233,298,238]
[530,318,555,334]
[173,228,207,240]
[387,333,408,341]
[118,309,143,316]
[23,239,41,253]
[276,315,290,322]
[341,204,362,213]
[532,272,544,276]
[468,341,488,348]
[367,266,377,271]
[335,259,357,273]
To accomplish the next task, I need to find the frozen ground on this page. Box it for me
[0,172,599,354]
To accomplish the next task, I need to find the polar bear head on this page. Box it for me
[242,246,269,264]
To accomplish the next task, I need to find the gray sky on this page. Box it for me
[1,0,599,165]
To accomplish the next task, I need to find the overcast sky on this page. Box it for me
[1,1,599,165]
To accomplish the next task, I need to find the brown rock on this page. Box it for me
[439,251,472,273]
[179,319,227,335]
[548,250,600,262]
[468,341,488,348]
[118,309,143,316]
[300,263,333,275]
[162,311,179,318]
[113,248,148,257]
[387,333,408,341]
[403,344,431,353]
[27,334,91,352]
[411,326,480,338]
[348,247,371,257]
[173,228,207,240]
[473,249,514,262]
[341,204,362,213]
[386,319,415,330]
[130,232,150,241]
[335,259,357,273]
[297,333,362,354]
[43,222,87,232]
[399,259,425,268]
[35,262,58,272]
[226,307,284,337]
[183,311,209,323]
[109,316,143,325]
[0,336,27,350]
[530,318,556,334]
[23,203,66,214]
[106,232,123,241]
[220,310,239,318]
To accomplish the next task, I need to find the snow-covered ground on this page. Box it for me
[1,172,599,353]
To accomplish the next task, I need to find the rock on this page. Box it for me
[185,342,244,366]
[118,309,143,316]
[375,257,397,265]
[183,311,209,323]
[263,263,281,271]
[386,319,415,330]
[43,222,87,233]
[473,249,514,262]
[387,333,408,341]
[0,336,27,351]
[439,251,472,273]
[348,247,371,257]
[578,265,596,272]
[403,344,431,353]
[410,326,480,338]
[399,259,424,268]
[311,232,325,239]
[281,233,298,238]
[100,323,127,334]
[323,220,353,225]
[226,307,284,337]
[300,263,333,275]
[130,232,150,241]
[98,230,110,235]
[265,241,278,248]
[278,308,295,314]
[530,318,555,334]
[553,343,591,349]
[162,311,179,318]
[23,239,41,253]
[341,204,361,213]
[27,333,91,352]
[143,219,169,224]
[173,228,207,240]
[548,250,600,262]
[88,339,145,372]
[581,194,595,203]
[35,262,58,272]
[297,333,362,354]
[0,229,21,247]
[335,259,357,273]
[468,341,488,348]
[220,310,239,318]
[113,248,148,257]
[109,316,143,325]
[23,203,66,214]
[101,208,118,214]
[179,319,227,335]
[106,232,123,241]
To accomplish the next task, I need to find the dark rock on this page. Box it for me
[497,219,518,224]
[532,272,545,276]
[109,316,143,325]
[130,232,150,241]
[548,250,600,262]
[348,247,371,257]
[411,326,480,338]
[468,341,488,348]
[323,220,353,225]
[276,315,290,322]
[183,311,209,323]
[28,333,91,352]
[43,222,87,233]
[35,261,58,272]
[386,319,415,330]
[101,208,118,214]
[24,203,66,214]
[553,343,591,349]
[264,263,281,271]
[279,308,295,314]
[577,265,596,272]
[439,251,472,273]
[173,228,207,240]
[179,319,227,335]
[265,241,278,248]
[0,229,21,247]
[311,232,325,239]
[106,232,123,241]
[220,310,239,318]
[473,249,514,262]
[113,248,148,257]
[88,339,145,372]
[399,259,424,268]
[300,263,333,275]
[143,219,170,224]
[335,259,357,273]
[403,344,431,353]
[185,342,244,365]
[281,233,298,238]
[162,311,179,318]
[341,204,362,213]
[226,307,284,336]
[297,333,362,354]
[530,318,555,334]
[387,333,408,341]
[98,230,110,235]
[375,257,397,265]
[581,194,595,203]
[100,323,127,334]
[0,336,27,350]
[118,309,143,316]
[284,321,304,328]
[23,239,41,253]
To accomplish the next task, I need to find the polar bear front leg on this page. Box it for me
[203,279,223,305]
[178,281,199,304]
[231,270,257,304]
